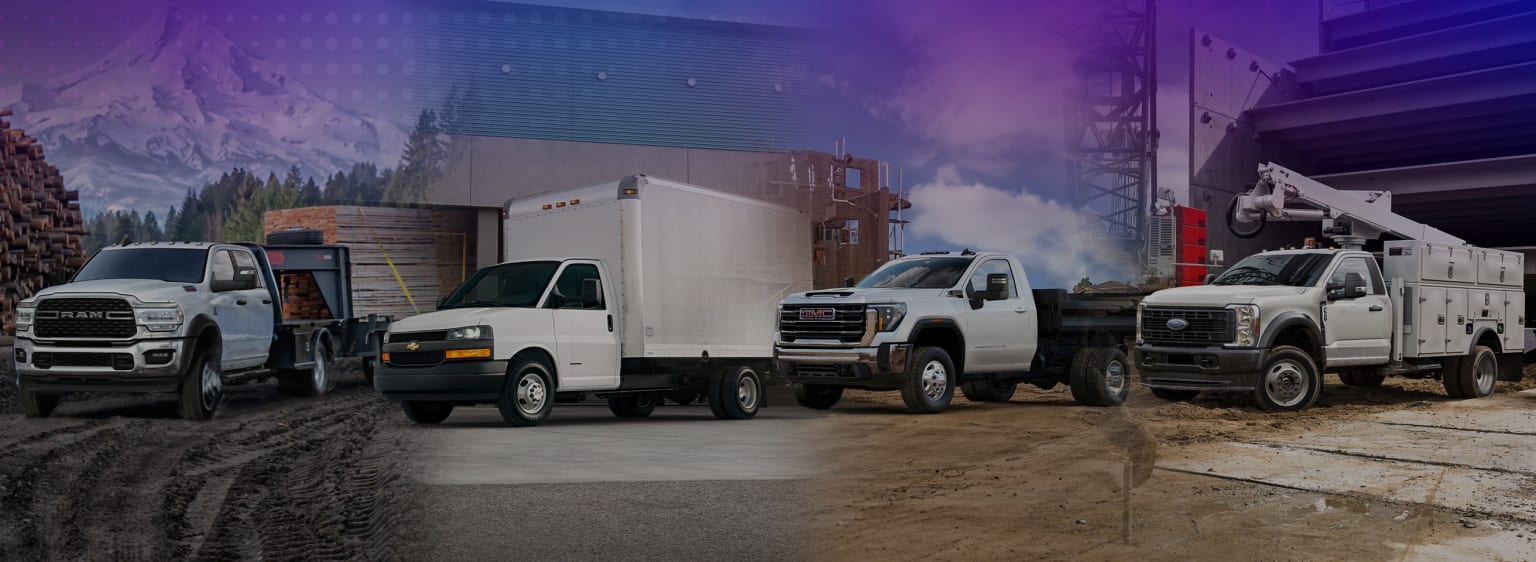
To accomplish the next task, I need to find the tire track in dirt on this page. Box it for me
[0,376,419,561]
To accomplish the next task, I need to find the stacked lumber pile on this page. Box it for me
[278,272,333,320]
[1,110,86,334]
[264,206,441,318]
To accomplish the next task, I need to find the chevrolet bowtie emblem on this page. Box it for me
[406,341,421,351]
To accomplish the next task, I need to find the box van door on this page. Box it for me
[544,261,620,390]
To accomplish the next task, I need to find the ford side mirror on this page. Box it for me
[843,276,857,288]
[1329,272,1367,300]
[1204,273,1216,284]
[580,278,603,309]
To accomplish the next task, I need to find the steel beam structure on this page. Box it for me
[1069,0,1156,248]
[1299,10,1536,95]
[1314,154,1536,194]
[1251,61,1536,134]
[1321,0,1533,52]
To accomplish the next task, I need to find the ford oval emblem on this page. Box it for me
[1166,318,1189,331]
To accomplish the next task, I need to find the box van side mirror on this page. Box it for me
[580,278,604,309]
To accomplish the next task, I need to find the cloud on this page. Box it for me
[906,166,1137,286]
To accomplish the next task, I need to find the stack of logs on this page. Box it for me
[1,110,86,335]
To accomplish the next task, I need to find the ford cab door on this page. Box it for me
[1321,255,1392,366]
[544,261,621,391]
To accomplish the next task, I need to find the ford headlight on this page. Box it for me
[1135,304,1145,345]
[870,304,906,332]
[138,307,184,332]
[448,326,492,340]
[1228,304,1259,347]
[15,304,34,333]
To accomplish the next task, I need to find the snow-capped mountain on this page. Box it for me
[0,7,407,212]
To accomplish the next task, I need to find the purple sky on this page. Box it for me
[0,0,1326,284]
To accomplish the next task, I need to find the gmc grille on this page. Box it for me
[779,304,867,344]
[35,298,137,339]
[1142,307,1233,345]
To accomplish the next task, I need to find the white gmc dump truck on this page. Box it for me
[1136,163,1525,411]
[373,175,811,426]
[774,251,1142,414]
[12,242,389,419]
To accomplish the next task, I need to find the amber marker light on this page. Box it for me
[445,348,493,360]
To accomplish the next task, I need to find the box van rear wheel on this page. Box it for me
[794,383,843,409]
[608,395,657,418]
[498,360,555,427]
[709,366,762,420]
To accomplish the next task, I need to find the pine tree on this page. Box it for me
[144,211,163,241]
[383,109,445,206]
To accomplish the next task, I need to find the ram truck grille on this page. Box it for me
[779,304,866,344]
[34,298,137,339]
[1141,307,1233,346]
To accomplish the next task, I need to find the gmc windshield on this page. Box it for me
[857,257,973,289]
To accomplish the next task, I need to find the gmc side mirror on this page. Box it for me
[981,273,1010,301]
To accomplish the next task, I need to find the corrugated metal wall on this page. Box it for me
[404,1,814,152]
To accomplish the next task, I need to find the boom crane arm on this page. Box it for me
[1232,162,1463,249]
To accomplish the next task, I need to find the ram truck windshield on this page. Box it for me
[1209,253,1332,287]
[72,248,210,283]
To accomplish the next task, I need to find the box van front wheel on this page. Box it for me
[498,360,555,427]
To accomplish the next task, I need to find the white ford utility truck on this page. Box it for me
[373,175,812,426]
[12,241,390,419]
[774,251,1141,414]
[1136,163,1525,411]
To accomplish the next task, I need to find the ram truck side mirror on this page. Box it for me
[843,276,857,288]
[212,269,258,292]
[580,278,604,309]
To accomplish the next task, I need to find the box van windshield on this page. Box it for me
[441,261,561,308]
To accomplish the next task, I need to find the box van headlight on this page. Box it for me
[871,304,906,332]
[1228,304,1259,347]
[447,326,492,340]
[138,307,185,332]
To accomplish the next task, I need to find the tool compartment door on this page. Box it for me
[1416,285,1447,355]
[1446,289,1469,354]
[1505,291,1526,352]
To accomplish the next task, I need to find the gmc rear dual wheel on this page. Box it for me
[1069,348,1130,407]
[960,380,1017,402]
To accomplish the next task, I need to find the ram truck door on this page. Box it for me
[229,249,276,365]
[1322,255,1392,366]
[545,261,621,390]
[207,249,258,365]
[963,258,1034,372]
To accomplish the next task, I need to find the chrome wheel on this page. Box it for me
[737,376,759,410]
[1264,359,1309,408]
[921,360,948,400]
[311,346,329,391]
[1105,359,1127,395]
[200,359,222,412]
[516,372,547,415]
[1475,353,1496,395]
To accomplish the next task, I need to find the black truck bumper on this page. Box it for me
[775,343,910,389]
[1134,344,1265,391]
[374,360,510,402]
[14,336,190,393]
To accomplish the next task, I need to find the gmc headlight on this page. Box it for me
[447,325,493,340]
[137,307,184,332]
[1228,304,1259,347]
[871,304,907,332]
[15,305,34,333]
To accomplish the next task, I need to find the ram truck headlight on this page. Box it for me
[447,326,492,340]
[15,304,34,333]
[1228,304,1260,347]
[137,307,184,332]
[870,304,907,332]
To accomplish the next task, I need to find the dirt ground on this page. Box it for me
[0,360,420,561]
[806,373,1536,561]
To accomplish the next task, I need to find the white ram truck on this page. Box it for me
[373,175,811,426]
[12,242,389,419]
[774,251,1141,414]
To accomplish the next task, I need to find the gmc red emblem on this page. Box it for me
[798,308,837,321]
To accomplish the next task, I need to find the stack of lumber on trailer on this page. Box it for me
[278,272,333,320]
[264,206,440,319]
[0,110,86,334]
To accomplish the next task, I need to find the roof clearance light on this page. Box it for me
[570,199,580,205]
[556,201,567,208]
[622,188,638,195]
[542,204,553,210]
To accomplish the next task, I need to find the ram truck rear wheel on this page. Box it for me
[19,383,60,418]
